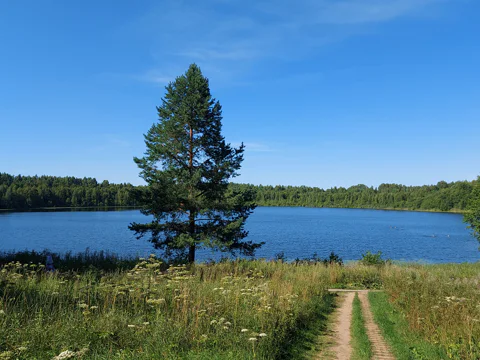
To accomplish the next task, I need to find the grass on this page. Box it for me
[369,291,448,359]
[380,263,480,359]
[350,293,372,360]
[3,250,480,359]
[0,256,340,359]
[0,249,140,273]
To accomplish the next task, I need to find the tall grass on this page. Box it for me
[369,291,448,359]
[381,263,480,359]
[0,256,339,359]
[0,249,139,272]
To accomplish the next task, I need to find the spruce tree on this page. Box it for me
[130,64,262,262]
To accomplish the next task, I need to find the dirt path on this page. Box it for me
[328,291,355,360]
[358,291,395,360]
[323,289,395,360]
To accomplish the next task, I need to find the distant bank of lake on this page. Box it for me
[0,207,478,263]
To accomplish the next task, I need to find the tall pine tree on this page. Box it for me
[130,64,262,262]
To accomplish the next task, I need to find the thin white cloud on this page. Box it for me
[125,0,449,84]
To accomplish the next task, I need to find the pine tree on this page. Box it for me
[129,64,262,262]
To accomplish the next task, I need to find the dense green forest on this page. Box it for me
[0,173,135,209]
[0,173,476,212]
[233,180,476,212]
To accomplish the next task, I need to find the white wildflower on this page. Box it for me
[52,350,76,360]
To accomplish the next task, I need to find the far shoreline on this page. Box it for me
[0,205,466,214]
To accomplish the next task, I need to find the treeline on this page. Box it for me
[0,173,477,212]
[0,173,136,209]
[230,180,477,212]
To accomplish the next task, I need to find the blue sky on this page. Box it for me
[1,0,479,188]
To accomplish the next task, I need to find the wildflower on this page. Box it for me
[225,321,232,326]
[248,338,257,341]
[241,328,249,333]
[146,298,165,305]
[89,306,98,310]
[127,325,136,328]
[259,333,267,337]
[77,303,88,309]
[0,351,13,359]
[223,326,229,330]
[143,322,150,325]
[52,350,76,360]
[210,320,217,325]
[0,310,5,315]
[17,346,27,352]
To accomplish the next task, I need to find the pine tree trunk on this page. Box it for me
[188,210,195,263]
[188,125,195,263]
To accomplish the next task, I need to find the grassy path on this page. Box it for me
[325,290,395,360]
[351,293,372,360]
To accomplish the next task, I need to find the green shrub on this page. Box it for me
[359,251,388,266]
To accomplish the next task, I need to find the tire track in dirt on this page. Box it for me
[324,290,395,360]
[358,291,395,360]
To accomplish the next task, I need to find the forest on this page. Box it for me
[0,172,476,212]
[0,173,135,209]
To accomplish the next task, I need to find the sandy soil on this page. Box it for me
[322,289,395,360]
[329,291,355,360]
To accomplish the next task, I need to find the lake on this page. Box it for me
[0,207,478,263]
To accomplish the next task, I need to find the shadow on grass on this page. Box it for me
[276,292,336,359]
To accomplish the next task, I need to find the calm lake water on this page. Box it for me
[0,207,478,263]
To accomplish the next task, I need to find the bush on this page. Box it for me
[359,251,388,266]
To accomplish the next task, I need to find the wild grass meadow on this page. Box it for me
[0,254,338,359]
[1,251,480,359]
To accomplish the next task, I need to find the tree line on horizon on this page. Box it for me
[0,173,134,209]
[0,172,476,212]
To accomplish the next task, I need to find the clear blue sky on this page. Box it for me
[1,0,479,188]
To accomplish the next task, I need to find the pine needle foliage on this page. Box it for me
[130,64,262,262]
